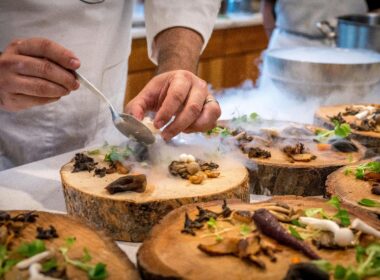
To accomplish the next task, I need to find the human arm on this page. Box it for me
[260,0,277,38]
[0,38,80,112]
[125,0,221,141]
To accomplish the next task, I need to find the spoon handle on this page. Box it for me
[75,72,119,119]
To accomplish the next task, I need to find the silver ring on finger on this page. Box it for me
[204,96,219,105]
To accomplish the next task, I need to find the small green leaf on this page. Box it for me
[41,258,58,272]
[328,196,341,209]
[346,272,360,280]
[358,198,380,208]
[17,240,46,258]
[312,259,334,272]
[304,208,324,217]
[207,217,217,230]
[344,168,353,176]
[249,112,259,120]
[240,224,251,237]
[215,235,223,242]
[88,263,108,280]
[82,247,92,263]
[289,226,303,240]
[334,264,347,279]
[65,236,76,248]
[334,209,351,227]
[334,123,351,138]
[290,219,305,227]
[87,149,100,156]
[355,245,365,263]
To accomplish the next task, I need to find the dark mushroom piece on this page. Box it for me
[195,206,219,223]
[105,174,146,194]
[12,211,38,223]
[371,184,380,195]
[36,225,59,240]
[328,138,358,153]
[284,263,329,280]
[181,213,204,236]
[0,211,10,222]
[72,153,97,172]
[252,209,320,260]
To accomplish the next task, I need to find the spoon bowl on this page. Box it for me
[76,72,155,144]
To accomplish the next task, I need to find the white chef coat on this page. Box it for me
[268,0,368,49]
[0,0,220,170]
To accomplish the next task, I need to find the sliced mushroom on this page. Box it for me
[198,237,240,256]
[105,174,146,194]
[233,211,252,224]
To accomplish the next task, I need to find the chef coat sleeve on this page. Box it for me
[144,0,221,65]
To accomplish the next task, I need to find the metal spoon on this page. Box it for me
[76,72,155,144]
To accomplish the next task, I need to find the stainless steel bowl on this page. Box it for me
[263,47,380,98]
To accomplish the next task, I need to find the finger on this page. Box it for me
[8,75,69,98]
[124,97,146,121]
[12,55,79,91]
[184,99,221,133]
[14,38,80,70]
[154,74,192,129]
[161,83,208,140]
[0,92,60,112]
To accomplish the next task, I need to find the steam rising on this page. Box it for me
[217,54,379,124]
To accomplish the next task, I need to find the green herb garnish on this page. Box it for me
[313,243,380,280]
[41,258,58,273]
[206,126,231,137]
[0,245,18,278]
[354,162,380,179]
[316,121,351,142]
[304,208,330,219]
[207,217,217,230]
[328,196,351,227]
[87,149,101,156]
[240,224,252,237]
[289,226,303,240]
[16,239,46,258]
[358,198,380,208]
[60,237,108,280]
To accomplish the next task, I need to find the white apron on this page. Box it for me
[0,0,220,170]
[269,0,368,49]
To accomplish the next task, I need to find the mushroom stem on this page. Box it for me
[351,218,380,238]
[17,250,54,270]
[299,217,354,247]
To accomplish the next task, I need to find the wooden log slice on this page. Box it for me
[327,159,380,216]
[314,104,380,156]
[61,155,249,242]
[219,120,366,196]
[137,197,380,280]
[3,211,138,280]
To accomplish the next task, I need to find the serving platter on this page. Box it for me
[314,104,380,156]
[61,149,249,242]
[217,119,366,196]
[0,210,138,280]
[138,196,380,280]
[327,159,380,216]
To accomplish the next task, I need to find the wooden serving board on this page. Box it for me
[314,104,380,156]
[61,155,249,242]
[219,120,366,196]
[3,211,138,280]
[137,197,380,280]
[327,160,380,216]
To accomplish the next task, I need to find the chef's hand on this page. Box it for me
[0,38,80,112]
[125,70,220,141]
